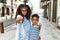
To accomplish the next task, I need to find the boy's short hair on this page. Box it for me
[32,14,39,19]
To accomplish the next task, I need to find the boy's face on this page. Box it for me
[32,17,39,25]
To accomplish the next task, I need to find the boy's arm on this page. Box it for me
[37,23,41,30]
[37,23,41,40]
[38,36,41,40]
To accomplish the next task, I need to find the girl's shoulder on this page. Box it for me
[24,19,31,25]
[25,19,31,23]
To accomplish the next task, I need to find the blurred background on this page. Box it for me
[0,0,60,40]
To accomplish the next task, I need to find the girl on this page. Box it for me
[15,4,32,40]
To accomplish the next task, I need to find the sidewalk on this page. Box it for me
[0,15,15,22]
[40,17,60,40]
[0,23,16,40]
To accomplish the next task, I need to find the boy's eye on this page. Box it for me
[32,19,38,21]
[21,10,27,12]
[32,17,38,21]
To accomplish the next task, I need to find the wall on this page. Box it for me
[57,0,60,17]
[29,0,41,13]
[0,3,3,17]
[57,0,60,26]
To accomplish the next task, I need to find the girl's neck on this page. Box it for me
[24,17,26,21]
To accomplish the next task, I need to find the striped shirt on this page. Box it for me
[29,25,39,40]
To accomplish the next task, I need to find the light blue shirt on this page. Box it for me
[29,25,39,40]
[16,19,31,40]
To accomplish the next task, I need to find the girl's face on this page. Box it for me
[21,7,27,16]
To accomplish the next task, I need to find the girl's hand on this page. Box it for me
[16,15,24,23]
[16,18,20,23]
[19,18,24,23]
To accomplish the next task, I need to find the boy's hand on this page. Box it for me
[37,23,41,30]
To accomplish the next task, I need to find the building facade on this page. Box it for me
[40,0,59,26]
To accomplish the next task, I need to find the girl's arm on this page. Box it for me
[16,15,24,23]
[16,18,20,23]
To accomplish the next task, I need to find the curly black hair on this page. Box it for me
[15,4,32,20]
[32,14,39,19]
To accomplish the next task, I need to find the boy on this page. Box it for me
[29,14,41,40]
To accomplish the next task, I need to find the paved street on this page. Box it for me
[0,24,16,40]
[0,16,60,40]
[40,17,60,40]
